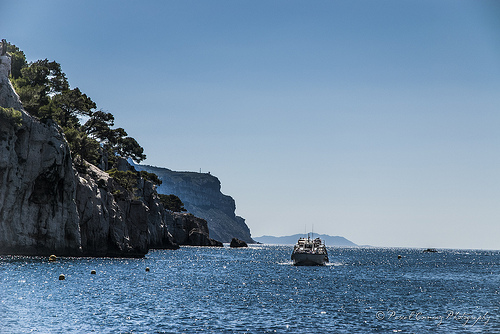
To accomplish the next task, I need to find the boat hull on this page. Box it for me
[291,252,328,266]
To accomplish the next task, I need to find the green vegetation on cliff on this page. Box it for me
[106,169,140,193]
[140,170,162,185]
[106,169,162,192]
[0,106,22,129]
[158,194,187,212]
[5,42,146,168]
[107,168,184,211]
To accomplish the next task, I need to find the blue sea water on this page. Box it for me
[0,246,499,333]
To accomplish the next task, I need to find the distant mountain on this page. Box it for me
[254,234,358,247]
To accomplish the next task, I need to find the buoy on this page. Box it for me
[49,255,57,262]
[59,274,65,280]
[145,267,150,272]
[90,270,96,275]
[398,255,402,259]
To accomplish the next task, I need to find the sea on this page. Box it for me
[0,246,498,333]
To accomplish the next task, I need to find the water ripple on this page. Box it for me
[0,247,498,333]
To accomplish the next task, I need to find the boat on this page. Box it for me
[291,235,329,266]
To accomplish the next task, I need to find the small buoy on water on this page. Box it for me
[398,255,402,259]
[91,270,96,275]
[145,267,150,272]
[49,255,57,262]
[59,274,65,280]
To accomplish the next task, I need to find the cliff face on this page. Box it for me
[131,163,254,244]
[0,73,82,255]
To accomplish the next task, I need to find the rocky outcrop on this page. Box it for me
[165,212,223,247]
[130,162,254,244]
[230,238,248,248]
[76,163,153,257]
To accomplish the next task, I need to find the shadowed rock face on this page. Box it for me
[130,163,254,244]
[0,75,82,256]
[75,163,153,257]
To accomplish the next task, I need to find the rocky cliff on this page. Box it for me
[0,75,153,256]
[0,56,217,257]
[130,162,254,244]
[0,67,82,255]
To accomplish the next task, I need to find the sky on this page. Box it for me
[2,0,500,250]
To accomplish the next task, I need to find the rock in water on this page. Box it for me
[230,238,248,248]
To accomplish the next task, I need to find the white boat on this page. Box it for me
[291,235,329,266]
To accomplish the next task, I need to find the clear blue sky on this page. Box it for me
[2,0,500,249]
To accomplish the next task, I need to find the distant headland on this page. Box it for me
[254,234,358,247]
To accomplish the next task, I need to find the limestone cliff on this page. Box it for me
[0,69,82,255]
[130,162,254,244]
